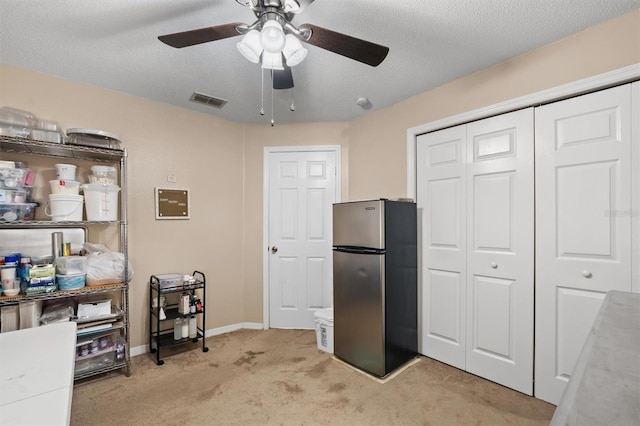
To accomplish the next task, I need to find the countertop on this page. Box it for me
[0,322,77,425]
[551,290,640,426]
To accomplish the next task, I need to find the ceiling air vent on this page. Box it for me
[189,92,227,109]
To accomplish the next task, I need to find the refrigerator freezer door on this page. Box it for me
[333,249,386,377]
[333,200,385,249]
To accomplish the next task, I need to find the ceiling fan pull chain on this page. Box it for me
[271,69,275,127]
[260,68,265,116]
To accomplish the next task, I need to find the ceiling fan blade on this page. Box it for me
[158,22,244,48]
[272,65,294,90]
[299,23,389,67]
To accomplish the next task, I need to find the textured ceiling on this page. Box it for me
[1,1,638,125]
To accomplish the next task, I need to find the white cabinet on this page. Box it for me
[417,108,535,395]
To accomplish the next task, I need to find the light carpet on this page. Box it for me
[70,328,555,425]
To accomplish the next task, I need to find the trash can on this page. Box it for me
[314,308,334,353]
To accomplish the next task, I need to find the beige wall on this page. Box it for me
[347,9,640,200]
[0,9,638,349]
[0,65,247,347]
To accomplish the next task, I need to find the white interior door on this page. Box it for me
[535,84,634,404]
[417,126,468,369]
[267,148,338,329]
[465,108,534,395]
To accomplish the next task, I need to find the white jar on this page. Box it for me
[189,316,197,339]
[181,317,189,339]
[173,317,182,340]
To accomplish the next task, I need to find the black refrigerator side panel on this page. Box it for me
[383,201,418,373]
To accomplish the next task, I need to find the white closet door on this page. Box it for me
[417,126,467,369]
[535,84,633,404]
[465,108,534,395]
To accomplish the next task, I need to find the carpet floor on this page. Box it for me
[70,329,555,425]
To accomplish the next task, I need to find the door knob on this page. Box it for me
[490,262,498,269]
[271,246,278,254]
[582,270,592,278]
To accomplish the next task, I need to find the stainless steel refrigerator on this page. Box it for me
[332,199,417,378]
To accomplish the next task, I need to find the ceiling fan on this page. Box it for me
[158,0,390,90]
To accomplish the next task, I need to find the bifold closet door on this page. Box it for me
[417,108,534,394]
[534,84,634,405]
[417,125,468,370]
[464,109,534,395]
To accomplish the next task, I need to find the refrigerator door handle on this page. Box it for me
[333,246,386,255]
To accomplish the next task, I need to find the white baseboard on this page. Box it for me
[130,322,265,358]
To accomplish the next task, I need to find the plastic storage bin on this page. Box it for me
[55,256,87,275]
[0,188,29,203]
[0,167,30,188]
[0,202,37,222]
[314,308,334,353]
[66,128,121,149]
[56,273,86,290]
[89,165,117,185]
[81,184,120,221]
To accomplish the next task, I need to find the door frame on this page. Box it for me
[262,145,342,329]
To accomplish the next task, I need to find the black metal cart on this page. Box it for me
[149,271,208,365]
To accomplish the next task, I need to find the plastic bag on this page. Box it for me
[83,242,133,286]
[40,299,75,324]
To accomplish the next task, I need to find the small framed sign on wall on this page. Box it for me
[155,188,190,220]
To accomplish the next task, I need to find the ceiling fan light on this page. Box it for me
[283,34,308,67]
[260,20,286,53]
[236,30,262,63]
[261,51,284,70]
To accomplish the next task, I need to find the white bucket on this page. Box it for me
[55,164,77,181]
[314,308,334,353]
[81,184,120,221]
[46,194,84,221]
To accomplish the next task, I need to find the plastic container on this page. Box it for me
[0,106,37,128]
[66,129,121,149]
[0,188,29,203]
[56,273,86,290]
[174,318,183,340]
[154,273,183,290]
[314,308,334,353]
[49,179,80,195]
[189,316,197,338]
[81,184,119,221]
[89,166,117,185]
[46,194,83,221]
[0,167,29,188]
[55,255,87,275]
[55,164,77,180]
[0,202,37,222]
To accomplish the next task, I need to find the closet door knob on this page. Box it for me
[490,262,498,269]
[582,270,592,278]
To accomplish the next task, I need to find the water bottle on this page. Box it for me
[189,316,197,339]
[174,317,182,340]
